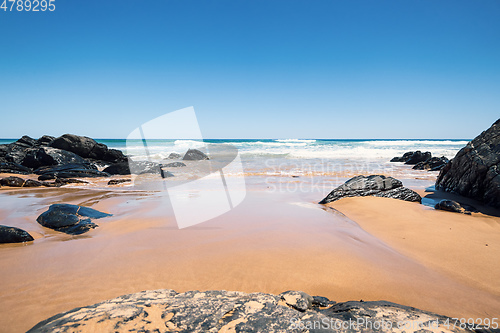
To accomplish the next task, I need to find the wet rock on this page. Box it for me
[107,179,131,185]
[319,175,421,204]
[0,225,34,244]
[162,162,186,167]
[436,118,500,208]
[35,135,55,146]
[183,148,209,160]
[54,178,89,185]
[15,135,37,147]
[103,161,160,175]
[28,289,469,333]
[390,151,415,162]
[22,147,86,169]
[35,163,109,179]
[36,204,112,235]
[50,134,126,162]
[435,200,478,215]
[168,152,182,159]
[0,162,32,175]
[413,156,449,171]
[404,151,432,165]
[0,176,26,187]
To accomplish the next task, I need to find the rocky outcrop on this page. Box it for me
[319,175,422,204]
[27,289,469,333]
[434,200,477,215]
[0,162,32,175]
[50,134,126,163]
[412,156,449,171]
[22,147,86,169]
[436,119,500,208]
[390,151,448,171]
[37,204,112,235]
[35,163,109,180]
[0,225,34,244]
[182,148,209,160]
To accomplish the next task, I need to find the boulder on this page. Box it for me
[36,204,112,235]
[0,225,34,244]
[54,178,88,185]
[35,135,55,146]
[50,134,126,162]
[404,151,431,165]
[15,135,37,147]
[436,118,500,208]
[0,162,32,175]
[0,176,26,187]
[183,148,209,160]
[412,156,449,171]
[434,200,477,215]
[27,289,467,333]
[107,179,131,185]
[22,147,87,169]
[168,152,182,159]
[390,151,415,162]
[319,175,421,204]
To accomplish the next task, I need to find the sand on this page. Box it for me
[0,182,499,332]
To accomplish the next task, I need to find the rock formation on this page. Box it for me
[0,225,34,244]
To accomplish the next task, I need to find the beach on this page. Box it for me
[0,138,499,332]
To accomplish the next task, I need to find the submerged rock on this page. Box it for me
[436,118,500,208]
[435,200,478,215]
[319,175,422,204]
[28,289,468,333]
[182,148,209,160]
[36,204,112,235]
[0,225,34,244]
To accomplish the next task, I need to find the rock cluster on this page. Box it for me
[27,289,469,333]
[390,151,449,171]
[436,118,500,208]
[319,175,421,204]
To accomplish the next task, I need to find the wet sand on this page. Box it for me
[0,180,499,332]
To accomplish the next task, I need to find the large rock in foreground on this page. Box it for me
[27,289,468,333]
[0,225,34,244]
[319,175,421,204]
[436,119,500,208]
[37,204,112,235]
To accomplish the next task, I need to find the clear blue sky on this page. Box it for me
[1,0,499,139]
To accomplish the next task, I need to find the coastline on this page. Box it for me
[1,176,499,332]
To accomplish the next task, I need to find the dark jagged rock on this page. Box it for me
[436,119,500,208]
[16,135,37,147]
[162,162,186,167]
[36,135,55,146]
[22,147,86,169]
[390,151,415,162]
[36,204,112,235]
[0,162,32,175]
[404,151,431,165]
[0,225,34,244]
[0,176,26,187]
[103,161,160,175]
[50,134,126,163]
[183,148,209,160]
[168,152,182,159]
[413,156,449,171]
[435,200,478,215]
[27,289,469,333]
[35,163,109,179]
[107,179,131,185]
[319,175,421,204]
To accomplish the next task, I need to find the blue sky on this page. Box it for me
[1,0,499,139]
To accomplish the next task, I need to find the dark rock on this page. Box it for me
[22,147,87,169]
[0,176,26,187]
[413,156,449,171]
[27,289,468,333]
[50,134,126,162]
[312,296,333,307]
[436,118,500,208]
[107,179,131,185]
[0,162,32,175]
[36,135,55,146]
[36,204,112,235]
[435,200,478,215]
[390,151,415,162]
[0,225,34,244]
[168,152,182,159]
[404,151,432,165]
[23,179,44,187]
[183,148,209,160]
[16,135,37,147]
[35,163,109,179]
[319,175,422,204]
[55,178,89,185]
[103,161,160,175]
[162,162,186,167]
